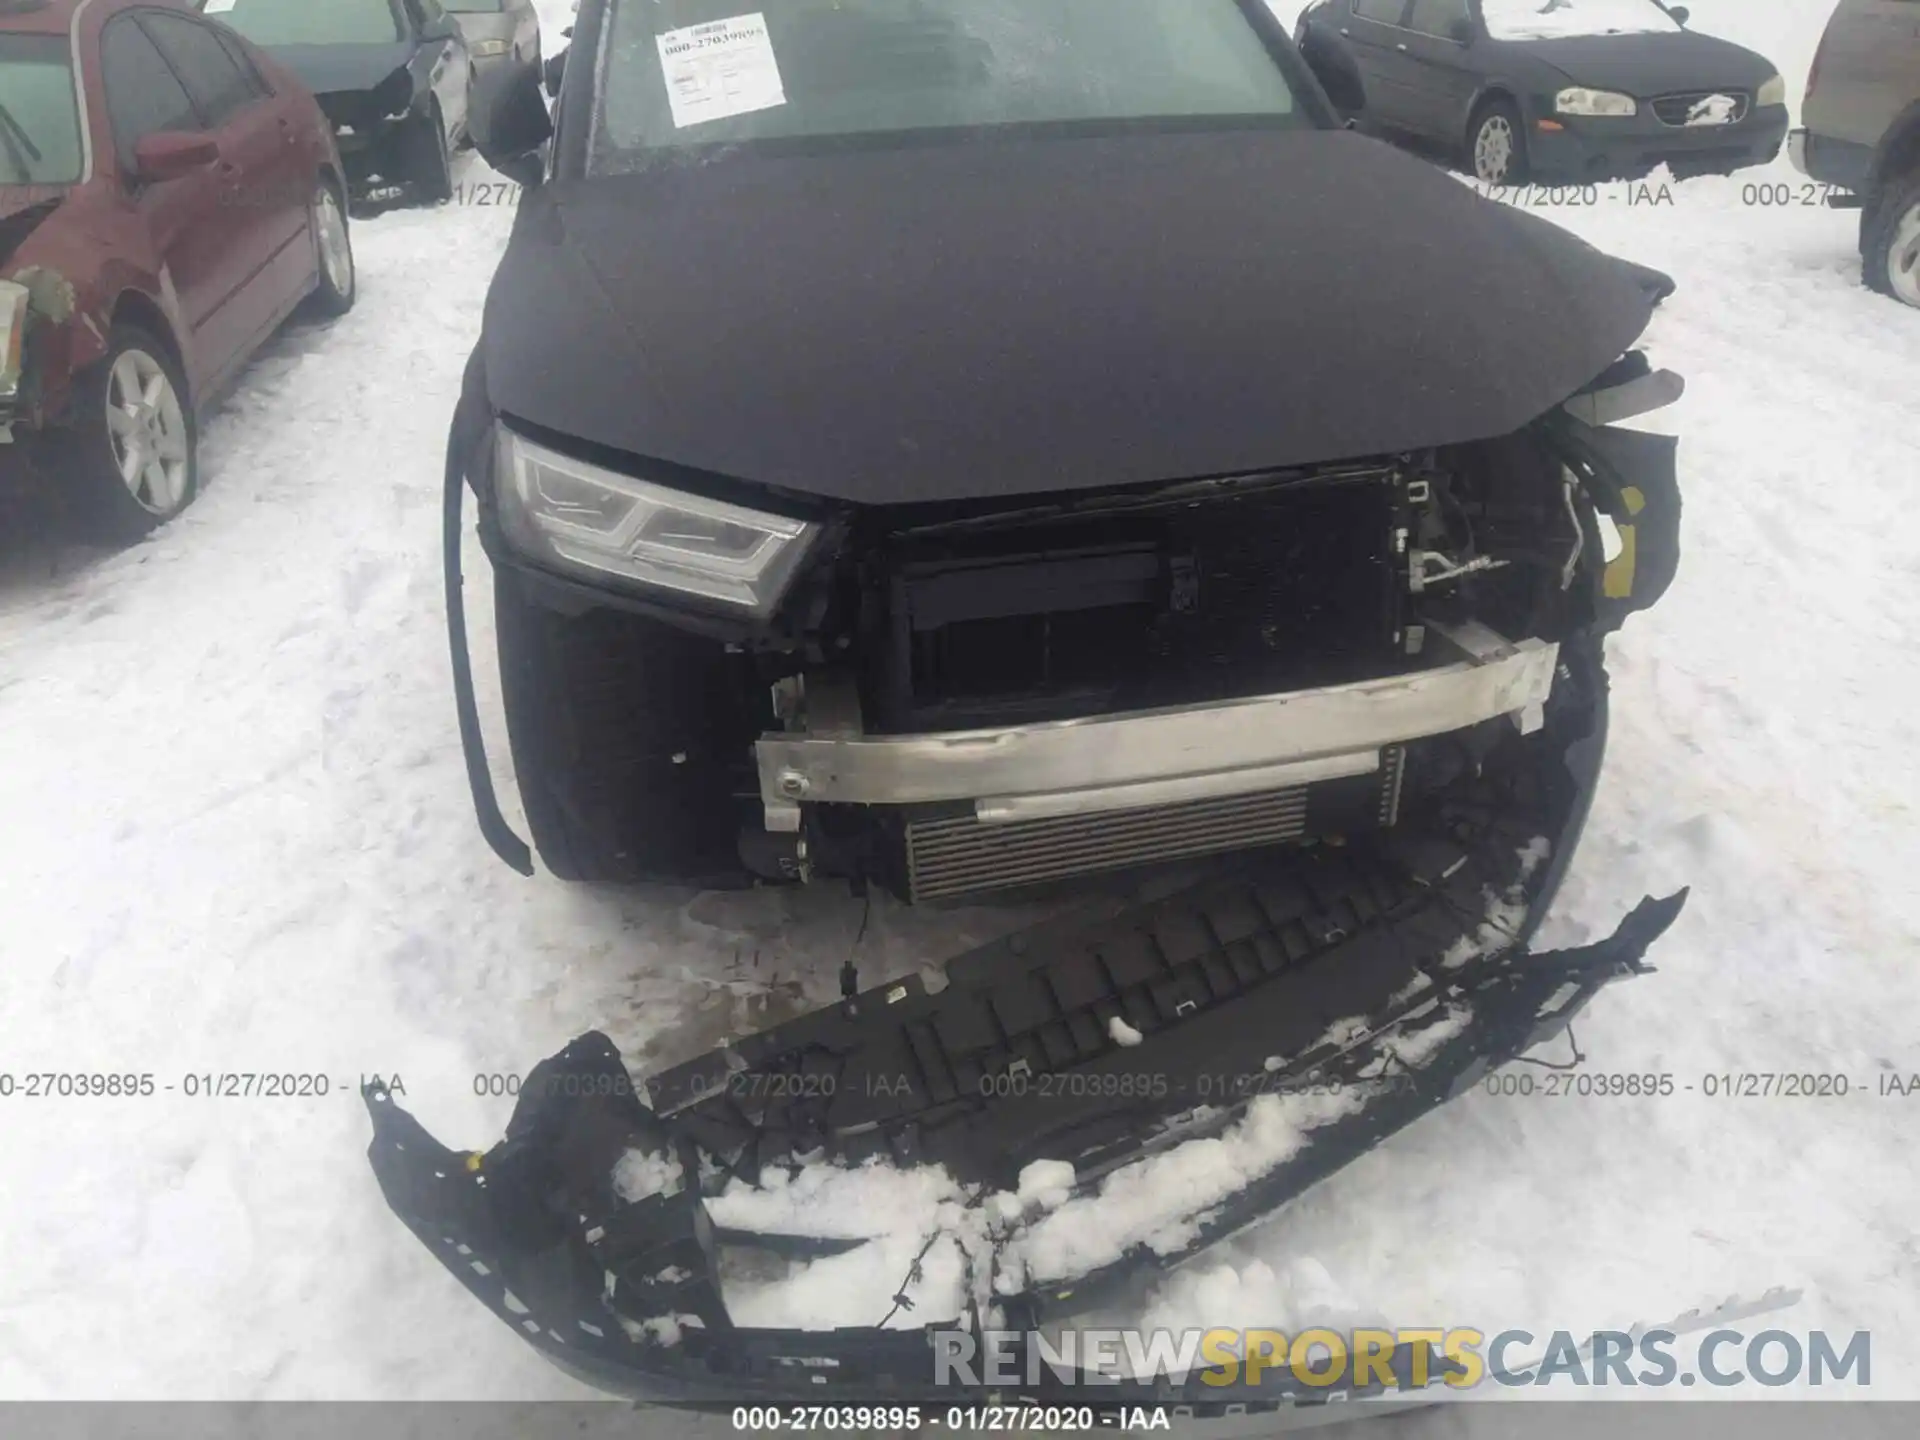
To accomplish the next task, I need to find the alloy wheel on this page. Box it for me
[316,185,354,297]
[1475,116,1515,185]
[105,349,190,515]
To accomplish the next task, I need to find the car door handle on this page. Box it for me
[1396,42,1409,51]
[1340,26,1351,34]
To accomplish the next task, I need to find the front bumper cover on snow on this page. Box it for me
[365,848,1686,1408]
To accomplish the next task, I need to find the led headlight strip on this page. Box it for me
[493,423,819,617]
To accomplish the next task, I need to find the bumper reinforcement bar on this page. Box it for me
[756,627,1558,830]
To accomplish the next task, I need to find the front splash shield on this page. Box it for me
[365,843,1686,1408]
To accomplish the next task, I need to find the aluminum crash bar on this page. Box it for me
[757,623,1558,830]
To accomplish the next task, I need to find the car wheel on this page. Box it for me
[406,103,456,205]
[305,177,356,318]
[1469,99,1528,187]
[1863,170,1920,308]
[60,325,198,545]
[493,568,758,886]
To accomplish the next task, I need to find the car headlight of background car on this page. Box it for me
[1756,73,1787,107]
[0,280,31,415]
[470,39,512,58]
[1556,87,1639,118]
[493,425,820,617]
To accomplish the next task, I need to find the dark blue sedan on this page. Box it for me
[1295,0,1788,184]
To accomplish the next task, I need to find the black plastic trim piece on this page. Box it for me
[445,388,534,876]
[365,860,1687,1405]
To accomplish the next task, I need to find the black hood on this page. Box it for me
[1500,29,1778,97]
[481,129,1672,507]
[259,41,416,97]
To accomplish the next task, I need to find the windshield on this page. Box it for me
[206,0,405,46]
[590,0,1305,169]
[0,36,84,187]
[1480,0,1682,41]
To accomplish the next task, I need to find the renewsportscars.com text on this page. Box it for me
[932,1326,1870,1391]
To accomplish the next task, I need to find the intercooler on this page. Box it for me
[899,750,1405,903]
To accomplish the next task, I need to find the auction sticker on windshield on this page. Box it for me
[656,13,787,129]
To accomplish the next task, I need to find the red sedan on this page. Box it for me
[1,0,355,542]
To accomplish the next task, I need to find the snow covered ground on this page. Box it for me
[3,0,1918,1411]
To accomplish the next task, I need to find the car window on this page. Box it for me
[141,13,264,128]
[211,0,406,47]
[591,0,1310,170]
[1353,0,1410,23]
[0,34,84,186]
[1479,0,1680,41]
[1407,0,1471,37]
[100,15,203,174]
[213,30,274,97]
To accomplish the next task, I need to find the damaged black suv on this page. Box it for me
[383,0,1694,1404]
[453,0,1682,908]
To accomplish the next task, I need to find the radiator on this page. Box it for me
[901,750,1404,904]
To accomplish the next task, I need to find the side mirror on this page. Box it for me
[471,58,553,185]
[543,46,567,99]
[1448,16,1474,43]
[132,131,220,182]
[1666,4,1689,23]
[421,15,459,43]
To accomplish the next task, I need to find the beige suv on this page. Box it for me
[1792,0,1920,306]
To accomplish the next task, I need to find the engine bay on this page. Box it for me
[744,426,1602,904]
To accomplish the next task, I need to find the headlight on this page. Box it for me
[0,280,30,408]
[1757,73,1787,107]
[1556,87,1638,118]
[470,39,511,57]
[493,425,820,617]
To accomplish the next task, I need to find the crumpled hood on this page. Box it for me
[1502,30,1778,98]
[482,129,1672,507]
[259,42,416,98]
